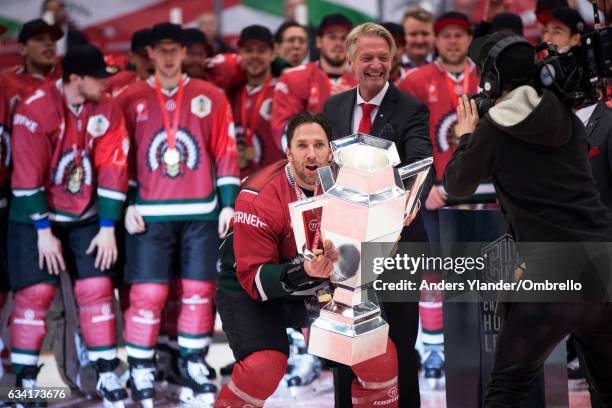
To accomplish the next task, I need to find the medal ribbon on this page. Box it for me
[63,100,90,168]
[240,76,272,146]
[444,64,470,110]
[154,75,185,150]
[285,164,323,251]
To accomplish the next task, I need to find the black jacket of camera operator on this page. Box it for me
[444,85,611,243]
[447,32,611,243]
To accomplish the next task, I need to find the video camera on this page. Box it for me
[535,23,612,108]
[470,1,612,115]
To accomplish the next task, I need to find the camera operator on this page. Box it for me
[444,32,612,406]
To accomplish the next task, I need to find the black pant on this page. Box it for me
[485,302,612,407]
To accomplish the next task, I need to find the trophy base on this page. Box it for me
[308,313,389,366]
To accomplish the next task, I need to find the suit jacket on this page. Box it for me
[322,82,433,241]
[586,102,612,210]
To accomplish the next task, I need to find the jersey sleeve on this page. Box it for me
[115,89,138,204]
[10,95,50,222]
[233,197,291,301]
[94,101,129,221]
[271,70,308,150]
[206,53,246,91]
[208,93,240,208]
[0,78,10,192]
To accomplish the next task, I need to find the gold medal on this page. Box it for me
[68,166,83,194]
[245,146,256,161]
[237,141,256,170]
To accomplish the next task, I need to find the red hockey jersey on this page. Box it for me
[398,60,479,181]
[0,77,10,207]
[0,65,62,118]
[271,62,356,149]
[10,80,129,224]
[219,160,325,301]
[229,78,282,179]
[117,75,240,222]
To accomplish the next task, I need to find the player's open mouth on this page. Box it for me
[305,165,318,172]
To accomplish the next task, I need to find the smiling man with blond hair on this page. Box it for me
[323,22,433,407]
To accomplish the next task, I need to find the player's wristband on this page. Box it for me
[99,219,115,228]
[34,218,51,230]
[280,262,325,292]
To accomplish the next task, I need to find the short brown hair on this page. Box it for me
[286,112,332,147]
[402,6,434,25]
[345,22,396,62]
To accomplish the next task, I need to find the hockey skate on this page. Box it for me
[15,365,46,408]
[174,353,217,406]
[95,359,128,408]
[284,329,321,396]
[128,359,156,408]
[422,348,445,389]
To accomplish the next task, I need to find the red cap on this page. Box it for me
[434,12,472,35]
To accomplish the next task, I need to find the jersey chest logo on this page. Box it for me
[52,149,93,194]
[191,95,211,118]
[147,128,201,178]
[259,98,272,121]
[87,114,110,138]
[435,109,459,153]
[135,100,148,122]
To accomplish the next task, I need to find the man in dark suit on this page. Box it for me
[322,22,433,408]
[580,102,612,210]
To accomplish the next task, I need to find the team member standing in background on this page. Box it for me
[118,22,239,406]
[8,44,129,407]
[271,13,357,150]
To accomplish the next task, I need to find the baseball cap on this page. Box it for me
[62,44,119,79]
[317,13,353,36]
[18,18,63,43]
[491,13,524,36]
[469,32,536,89]
[537,7,585,34]
[131,28,153,52]
[381,22,406,47]
[535,0,568,16]
[184,28,208,46]
[238,25,273,47]
[150,22,184,45]
[434,11,472,35]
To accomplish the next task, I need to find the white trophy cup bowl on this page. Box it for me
[289,133,432,365]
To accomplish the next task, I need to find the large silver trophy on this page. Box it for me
[289,134,433,365]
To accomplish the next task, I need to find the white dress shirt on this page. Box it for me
[352,81,390,135]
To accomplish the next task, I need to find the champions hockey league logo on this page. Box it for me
[52,150,93,194]
[482,234,517,284]
[0,125,10,168]
[436,110,459,153]
[147,128,200,178]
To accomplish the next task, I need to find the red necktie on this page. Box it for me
[358,103,376,134]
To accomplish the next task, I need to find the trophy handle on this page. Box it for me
[288,196,328,261]
[397,157,433,217]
